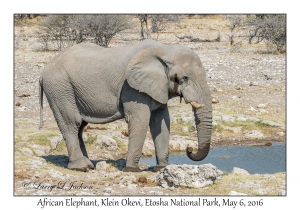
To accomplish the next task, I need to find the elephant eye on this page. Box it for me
[183,75,189,81]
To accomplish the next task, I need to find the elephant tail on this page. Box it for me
[39,76,44,129]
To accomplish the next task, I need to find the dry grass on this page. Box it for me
[27,133,57,148]
[212,119,284,137]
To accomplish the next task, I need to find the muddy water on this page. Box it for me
[140,142,286,174]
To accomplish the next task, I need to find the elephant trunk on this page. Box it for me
[186,99,212,161]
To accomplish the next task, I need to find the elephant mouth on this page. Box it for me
[177,92,204,109]
[177,93,183,103]
[174,90,183,103]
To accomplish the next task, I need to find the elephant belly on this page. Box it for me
[75,92,124,124]
[81,111,123,124]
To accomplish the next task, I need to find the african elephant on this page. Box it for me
[39,39,212,172]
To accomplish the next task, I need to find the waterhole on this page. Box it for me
[140,142,286,174]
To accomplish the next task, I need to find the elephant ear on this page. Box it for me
[126,47,169,104]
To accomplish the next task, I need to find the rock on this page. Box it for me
[221,115,235,122]
[103,187,113,193]
[142,150,153,157]
[107,124,118,131]
[264,74,272,80]
[248,117,260,122]
[96,161,111,171]
[261,142,272,146]
[16,102,21,106]
[143,140,155,152]
[18,93,31,98]
[169,136,198,151]
[181,126,189,133]
[231,167,250,175]
[278,190,286,196]
[20,148,34,156]
[212,98,219,103]
[15,151,22,157]
[259,109,268,114]
[249,81,258,86]
[127,184,137,189]
[95,135,117,151]
[261,120,284,128]
[33,149,46,156]
[248,106,257,112]
[243,130,264,138]
[138,176,147,183]
[101,153,114,160]
[155,191,164,195]
[121,130,129,137]
[257,188,267,195]
[21,132,40,141]
[217,89,223,92]
[181,116,193,124]
[157,164,223,188]
[31,145,51,156]
[277,131,285,137]
[212,121,218,126]
[115,158,126,171]
[48,169,64,178]
[257,103,268,108]
[17,106,27,111]
[231,96,238,100]
[236,115,248,121]
[228,191,247,196]
[213,116,222,121]
[82,133,88,142]
[263,174,275,179]
[77,192,94,196]
[143,140,154,156]
[225,126,242,133]
[30,159,45,168]
[118,184,126,188]
[49,135,63,149]
[118,175,136,185]
[170,116,176,124]
[35,63,45,68]
[121,123,128,130]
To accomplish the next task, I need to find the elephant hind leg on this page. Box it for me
[78,120,88,158]
[78,120,94,170]
[48,101,94,171]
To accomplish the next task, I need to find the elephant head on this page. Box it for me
[126,44,212,161]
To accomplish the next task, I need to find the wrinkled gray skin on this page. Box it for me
[39,40,212,172]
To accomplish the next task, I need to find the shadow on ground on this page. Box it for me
[41,155,155,172]
[41,155,69,168]
[41,155,104,169]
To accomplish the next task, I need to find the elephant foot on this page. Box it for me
[67,156,94,172]
[122,167,142,172]
[153,166,166,172]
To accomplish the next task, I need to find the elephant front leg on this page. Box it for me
[122,103,151,172]
[150,106,170,172]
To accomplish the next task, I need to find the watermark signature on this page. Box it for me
[23,181,94,192]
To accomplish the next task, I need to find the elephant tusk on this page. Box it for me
[190,101,205,109]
